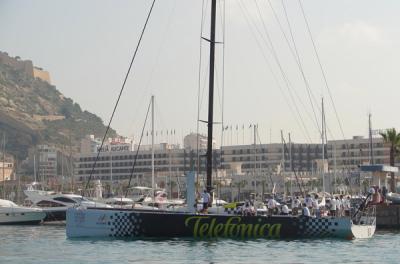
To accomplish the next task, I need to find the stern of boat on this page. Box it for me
[66,207,116,238]
[350,205,376,239]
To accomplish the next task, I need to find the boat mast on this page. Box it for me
[2,133,5,199]
[321,98,326,193]
[206,0,217,193]
[369,113,374,165]
[289,133,292,197]
[151,95,155,202]
[33,154,37,182]
[253,124,257,195]
[280,130,285,197]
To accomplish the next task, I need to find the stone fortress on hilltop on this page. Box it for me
[0,51,51,84]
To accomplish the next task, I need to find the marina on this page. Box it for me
[2,0,400,262]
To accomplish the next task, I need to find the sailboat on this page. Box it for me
[66,1,375,239]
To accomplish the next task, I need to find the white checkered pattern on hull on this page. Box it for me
[224,207,241,215]
[109,212,142,237]
[298,217,339,237]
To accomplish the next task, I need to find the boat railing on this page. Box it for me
[352,205,376,226]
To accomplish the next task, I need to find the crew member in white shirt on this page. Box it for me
[302,203,310,217]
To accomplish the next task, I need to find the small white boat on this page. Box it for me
[0,199,46,225]
[24,183,111,221]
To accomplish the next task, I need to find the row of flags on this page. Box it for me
[143,125,259,136]
[145,130,176,136]
[222,124,259,131]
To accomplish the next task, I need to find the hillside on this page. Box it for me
[0,61,116,159]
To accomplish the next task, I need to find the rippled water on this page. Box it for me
[0,224,398,264]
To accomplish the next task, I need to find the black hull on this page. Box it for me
[44,210,66,222]
[0,220,42,225]
[67,208,360,239]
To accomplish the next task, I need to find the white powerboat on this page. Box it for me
[24,183,111,221]
[0,199,46,225]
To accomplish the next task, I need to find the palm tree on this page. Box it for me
[380,128,400,192]
[233,180,247,201]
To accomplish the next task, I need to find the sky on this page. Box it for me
[1,0,399,147]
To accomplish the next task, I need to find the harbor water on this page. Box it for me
[0,225,397,264]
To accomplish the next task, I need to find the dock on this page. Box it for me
[376,203,400,228]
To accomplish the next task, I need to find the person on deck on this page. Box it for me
[302,203,310,217]
[330,197,337,217]
[312,194,320,217]
[305,194,313,213]
[201,190,210,214]
[292,196,301,215]
[335,197,342,217]
[281,203,289,215]
[343,195,351,216]
[267,196,277,215]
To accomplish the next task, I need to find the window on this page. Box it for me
[36,200,65,207]
[53,197,77,204]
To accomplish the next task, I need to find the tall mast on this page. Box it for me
[206,0,217,193]
[289,133,292,197]
[321,98,325,193]
[2,133,5,199]
[34,154,37,182]
[151,95,155,202]
[369,113,374,165]
[253,124,257,194]
[280,130,285,197]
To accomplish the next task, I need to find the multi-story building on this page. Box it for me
[0,161,14,182]
[75,140,322,191]
[37,145,58,181]
[327,136,390,171]
[183,133,215,150]
[221,143,323,174]
[75,132,400,196]
[80,135,134,154]
[75,144,214,188]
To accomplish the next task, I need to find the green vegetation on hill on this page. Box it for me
[0,62,116,159]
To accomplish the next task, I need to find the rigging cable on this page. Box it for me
[264,0,335,144]
[298,0,353,180]
[242,1,312,142]
[252,0,318,142]
[277,0,338,142]
[237,0,312,143]
[281,137,305,197]
[277,0,320,133]
[196,0,207,190]
[125,99,152,197]
[127,0,177,136]
[219,0,226,154]
[297,0,346,140]
[84,0,157,193]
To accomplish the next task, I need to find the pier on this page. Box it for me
[376,204,400,229]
